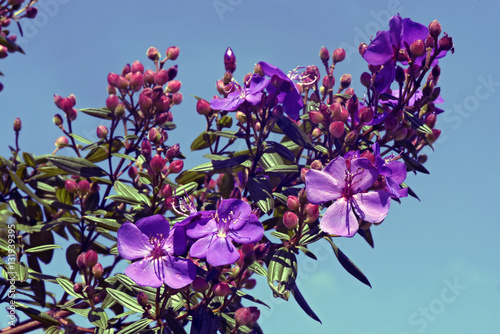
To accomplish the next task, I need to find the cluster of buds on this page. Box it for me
[0,0,38,91]
[74,250,104,303]
[53,94,78,121]
[234,306,260,327]
[65,177,99,197]
[283,190,320,230]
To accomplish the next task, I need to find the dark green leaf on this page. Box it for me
[277,116,316,151]
[8,171,51,209]
[173,181,198,197]
[106,288,144,313]
[80,108,113,120]
[89,308,109,329]
[324,237,371,287]
[247,175,274,214]
[404,111,432,134]
[290,282,322,323]
[357,228,374,248]
[14,302,60,326]
[268,141,296,163]
[23,152,36,168]
[47,156,107,177]
[56,277,84,298]
[24,244,62,253]
[297,245,317,260]
[116,318,154,334]
[265,165,300,173]
[267,247,298,300]
[401,153,429,174]
[270,231,290,241]
[69,133,94,145]
[175,170,205,185]
[191,131,216,151]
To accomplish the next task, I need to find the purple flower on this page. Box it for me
[186,199,264,267]
[305,157,391,237]
[372,144,408,198]
[258,61,303,120]
[210,75,268,111]
[363,15,428,93]
[117,215,196,289]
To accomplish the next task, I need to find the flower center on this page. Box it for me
[149,234,166,259]
[343,167,365,198]
[212,210,240,238]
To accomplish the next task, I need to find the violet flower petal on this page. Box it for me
[207,236,240,267]
[321,197,358,237]
[117,222,152,261]
[135,215,170,238]
[401,18,429,46]
[228,215,264,244]
[363,31,393,66]
[162,256,197,289]
[189,234,213,259]
[350,158,378,193]
[353,191,392,223]
[186,217,217,239]
[218,199,251,222]
[305,168,343,204]
[124,258,163,288]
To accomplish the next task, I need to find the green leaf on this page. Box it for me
[89,308,109,329]
[190,131,216,151]
[277,116,316,151]
[11,261,29,282]
[248,261,268,277]
[212,130,237,139]
[290,282,322,323]
[173,181,198,197]
[69,133,94,145]
[24,244,62,253]
[80,108,113,120]
[14,302,60,326]
[85,146,109,163]
[267,247,298,300]
[8,171,52,209]
[111,153,136,161]
[84,216,121,232]
[117,318,154,334]
[22,152,36,168]
[270,231,290,241]
[404,111,432,134]
[401,153,429,174]
[110,181,151,206]
[247,175,274,214]
[0,34,25,54]
[44,325,65,334]
[106,288,144,313]
[47,156,107,177]
[324,237,371,287]
[56,277,84,298]
[265,164,300,173]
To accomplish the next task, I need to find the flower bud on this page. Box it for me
[438,34,453,51]
[283,211,299,229]
[426,129,441,143]
[128,166,138,179]
[131,60,144,74]
[196,98,212,115]
[191,277,209,293]
[339,74,351,89]
[26,6,38,18]
[319,46,329,63]
[166,46,180,60]
[147,47,160,61]
[322,75,334,89]
[78,180,91,194]
[410,39,425,57]
[308,110,324,125]
[224,47,236,73]
[141,139,152,158]
[213,282,231,296]
[332,48,346,64]
[358,43,368,57]
[73,283,84,294]
[344,131,358,145]
[106,94,119,111]
[346,94,358,115]
[76,253,86,270]
[114,103,126,118]
[0,46,7,59]
[172,92,183,105]
[395,66,405,84]
[168,160,184,174]
[53,114,63,127]
[148,127,160,143]
[107,73,119,87]
[166,143,180,161]
[393,128,408,141]
[139,93,153,112]
[65,179,78,193]
[422,81,434,97]
[304,204,319,222]
[358,106,373,124]
[235,307,252,326]
[428,20,442,38]
[329,121,345,138]
[360,72,371,87]
[144,69,156,85]
[425,113,437,128]
[92,263,103,278]
[96,125,108,139]
[167,80,181,93]
[130,72,144,91]
[150,155,166,173]
[55,136,69,148]
[137,291,149,307]
[68,108,78,121]
[13,117,21,132]
[159,184,173,198]
[154,69,169,86]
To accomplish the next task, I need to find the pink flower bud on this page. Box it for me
[78,180,91,194]
[130,72,144,91]
[139,94,153,112]
[283,211,299,229]
[156,95,171,112]
[191,277,209,293]
[131,60,144,74]
[106,94,119,111]
[358,43,368,57]
[107,73,119,87]
[428,20,442,38]
[116,76,129,90]
[0,46,7,59]
[148,127,160,143]
[196,98,211,115]
[68,108,78,121]
[235,307,252,326]
[166,46,180,60]
[96,125,108,139]
[438,34,453,51]
[154,69,169,86]
[410,39,425,57]
[59,97,74,113]
[213,282,231,296]
[333,48,346,64]
[224,47,236,73]
[65,179,78,193]
[305,204,319,222]
[329,121,345,138]
[166,143,180,161]
[92,263,103,277]
[172,92,183,105]
[55,136,69,148]
[13,117,21,132]
[287,195,299,211]
[141,139,152,157]
[309,110,324,124]
[150,155,166,173]
[168,160,184,174]
[319,46,330,63]
[147,47,160,61]
[144,69,156,85]
[322,75,334,89]
[128,166,138,179]
[340,73,352,89]
[73,283,84,294]
[360,72,371,87]
[26,6,38,18]
[344,131,358,145]
[76,253,86,270]
[167,80,181,93]
[425,113,437,128]
[160,184,173,198]
[166,65,178,81]
[358,106,373,124]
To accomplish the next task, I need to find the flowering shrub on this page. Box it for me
[0,13,453,334]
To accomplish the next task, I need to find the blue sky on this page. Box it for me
[1,0,499,333]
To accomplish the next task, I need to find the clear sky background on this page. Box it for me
[1,0,499,333]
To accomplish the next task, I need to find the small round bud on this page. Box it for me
[428,20,442,38]
[96,125,108,139]
[196,99,212,115]
[84,251,98,268]
[438,34,453,51]
[332,48,346,64]
[172,92,183,105]
[53,114,64,126]
[358,106,373,124]
[410,39,425,57]
[166,46,180,60]
[340,73,351,90]
[344,131,358,145]
[154,69,169,86]
[329,121,345,138]
[304,204,319,223]
[92,263,103,278]
[358,43,368,57]
[144,69,156,85]
[55,136,69,148]
[114,103,126,118]
[13,117,21,132]
[166,143,180,161]
[65,179,78,193]
[137,291,149,307]
[73,283,84,294]
[319,46,330,63]
[213,282,231,297]
[283,211,299,229]
[76,253,86,270]
[286,196,300,213]
[130,72,144,91]
[360,72,371,87]
[131,60,144,74]
[308,110,324,125]
[235,307,252,326]
[128,166,138,179]
[148,127,161,144]
[425,113,437,128]
[150,155,166,173]
[141,139,152,158]
[346,94,358,115]
[191,277,209,293]
[310,160,322,170]
[147,47,160,61]
[106,94,120,111]
[78,180,91,194]
[166,65,178,81]
[160,184,173,198]
[168,160,184,174]
[166,80,181,93]
[26,6,38,18]
[224,47,236,73]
